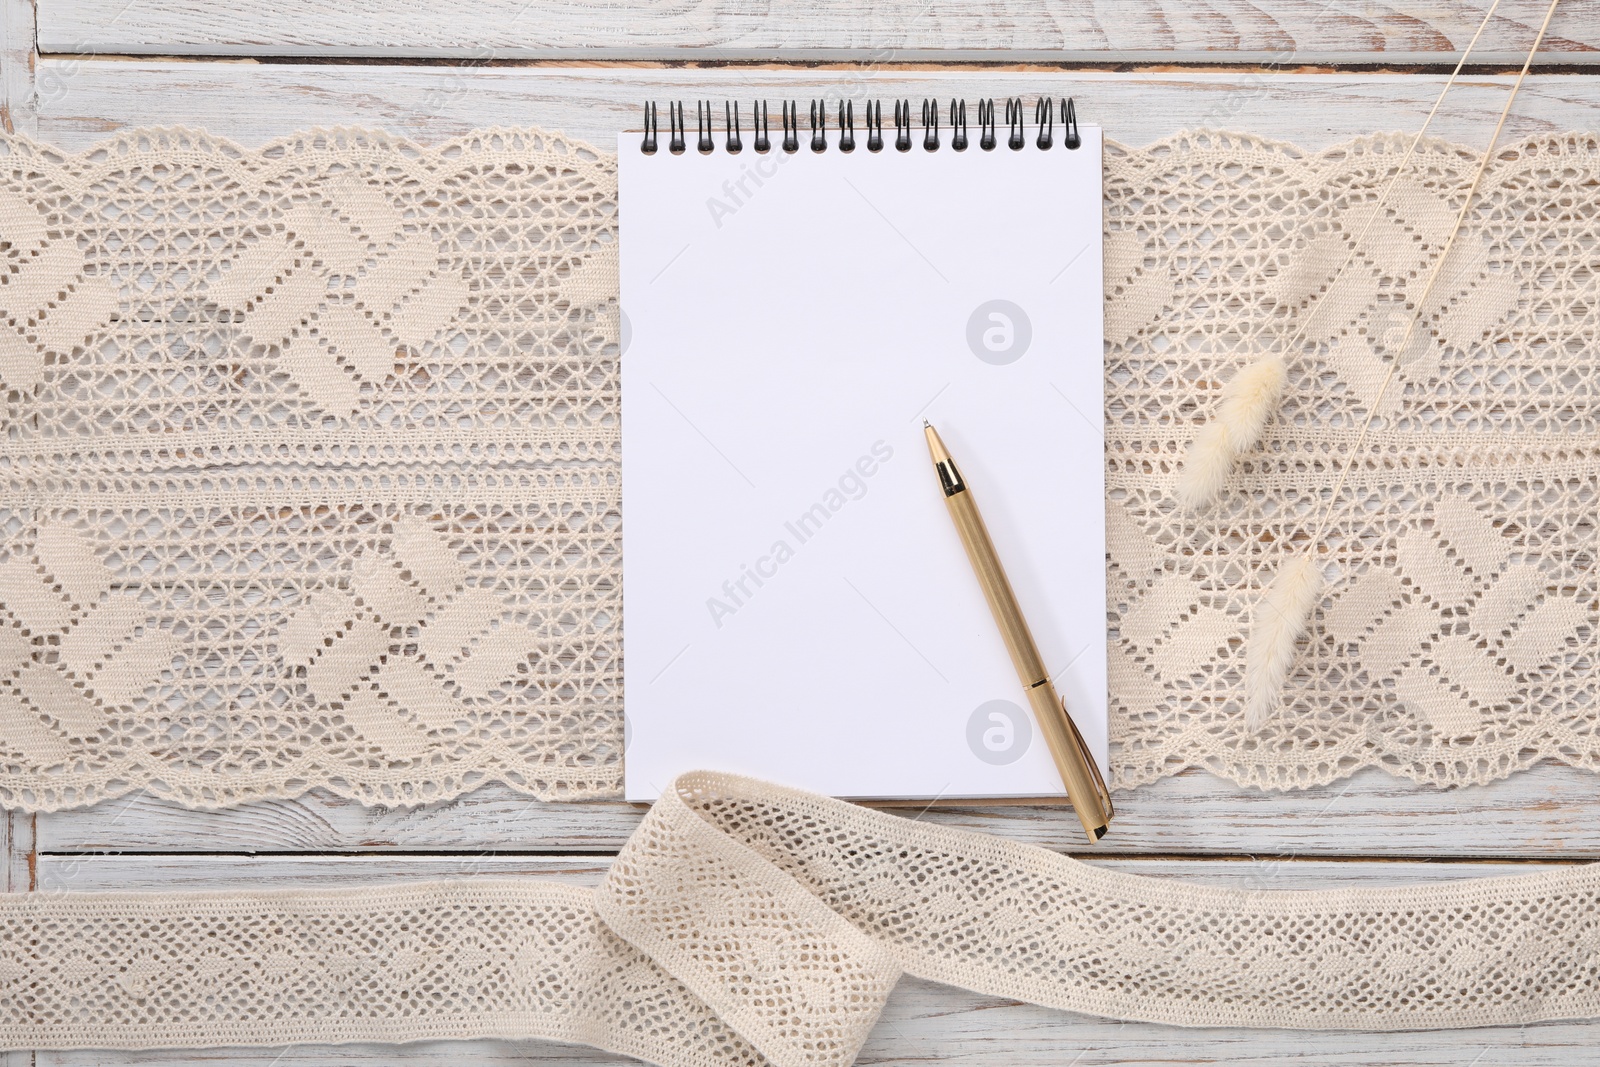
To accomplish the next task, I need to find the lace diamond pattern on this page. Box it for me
[1105,130,1599,790]
[0,127,621,809]
[1,126,1598,808]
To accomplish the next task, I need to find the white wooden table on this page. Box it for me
[4,2,1600,1064]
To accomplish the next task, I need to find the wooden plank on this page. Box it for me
[32,0,1600,65]
[0,813,32,1067]
[2,812,30,894]
[36,852,615,891]
[38,762,1600,858]
[862,983,1599,1067]
[27,65,1600,155]
[31,1000,1600,1067]
[38,1045,628,1066]
[35,785,643,854]
[0,0,34,135]
[29,853,1597,1066]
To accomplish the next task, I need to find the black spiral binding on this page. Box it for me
[640,98,1083,156]
[1035,97,1053,150]
[893,100,912,152]
[950,99,968,151]
[754,102,771,153]
[642,101,658,154]
[781,101,800,154]
[668,101,686,154]
[696,101,715,154]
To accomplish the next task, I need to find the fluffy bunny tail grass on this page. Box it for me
[1176,355,1287,511]
[1176,421,1234,512]
[1243,552,1324,732]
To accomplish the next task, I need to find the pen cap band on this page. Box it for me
[1026,682,1112,836]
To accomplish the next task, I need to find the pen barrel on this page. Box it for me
[943,491,1050,685]
[943,490,1109,841]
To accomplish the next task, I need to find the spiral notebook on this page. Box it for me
[621,99,1106,802]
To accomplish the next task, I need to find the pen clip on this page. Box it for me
[1058,694,1114,823]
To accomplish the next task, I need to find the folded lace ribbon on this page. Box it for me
[4,770,1599,1062]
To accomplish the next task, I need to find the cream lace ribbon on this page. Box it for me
[3,124,1600,810]
[3,771,1598,1058]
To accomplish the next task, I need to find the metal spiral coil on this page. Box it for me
[639,98,1084,155]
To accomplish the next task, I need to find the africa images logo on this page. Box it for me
[966,699,1032,765]
[966,300,1032,365]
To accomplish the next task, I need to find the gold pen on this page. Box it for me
[924,420,1113,843]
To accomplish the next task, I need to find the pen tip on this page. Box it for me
[923,420,951,466]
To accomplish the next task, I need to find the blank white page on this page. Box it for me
[620,124,1105,801]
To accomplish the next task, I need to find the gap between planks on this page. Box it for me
[28,850,1575,892]
[26,53,1600,76]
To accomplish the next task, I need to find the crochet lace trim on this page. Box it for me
[0,126,1597,809]
[3,772,1598,1057]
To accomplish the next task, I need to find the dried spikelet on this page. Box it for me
[1176,421,1235,512]
[1176,355,1287,511]
[1243,553,1324,731]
